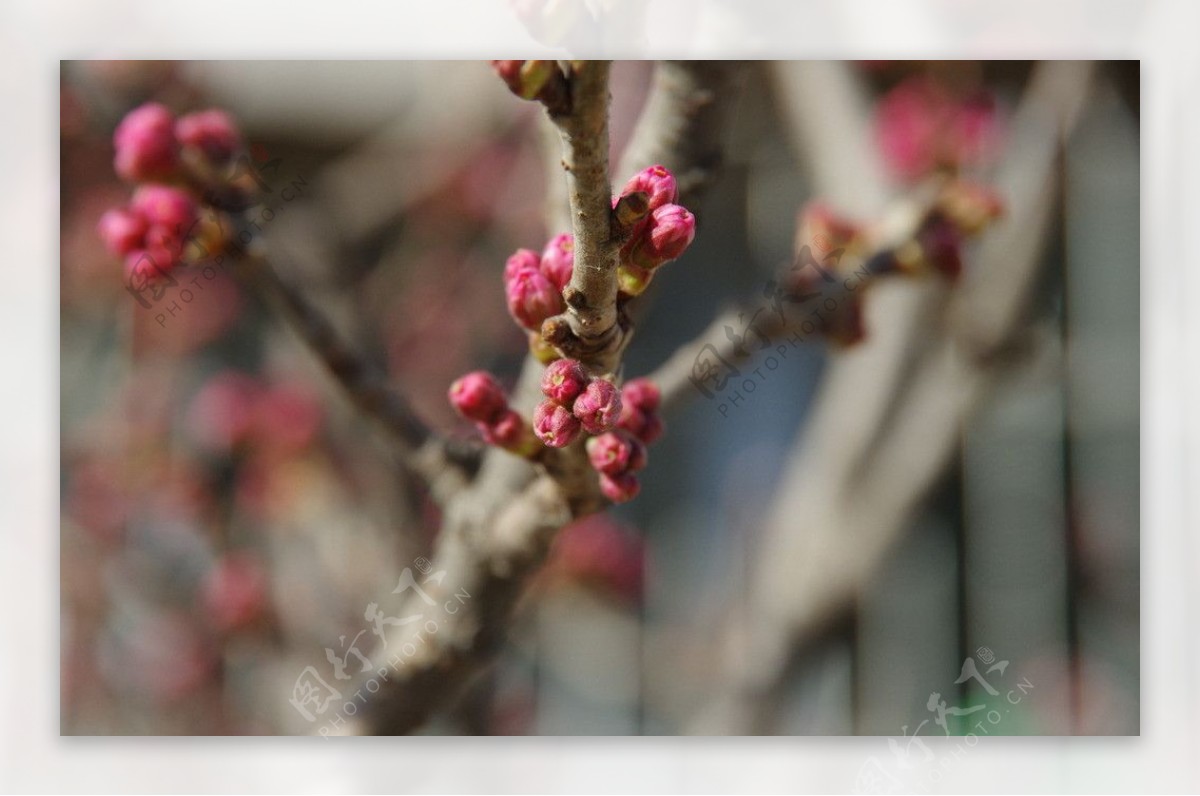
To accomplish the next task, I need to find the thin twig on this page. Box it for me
[233,243,473,503]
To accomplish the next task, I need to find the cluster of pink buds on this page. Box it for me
[614,165,697,297]
[448,371,540,457]
[99,102,254,287]
[533,358,622,447]
[586,377,664,503]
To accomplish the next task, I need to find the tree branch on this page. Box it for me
[547,61,623,372]
[691,60,1096,734]
[232,242,473,504]
[338,60,745,734]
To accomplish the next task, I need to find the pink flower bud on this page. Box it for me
[586,431,648,476]
[97,207,148,256]
[617,402,665,445]
[113,102,180,182]
[175,109,242,164]
[599,471,641,504]
[621,378,660,413]
[124,245,181,284]
[506,267,564,331]
[873,77,1001,182]
[130,184,196,234]
[479,409,539,457]
[626,203,696,269]
[491,59,557,100]
[541,358,590,405]
[619,164,677,210]
[646,203,696,261]
[540,233,574,290]
[504,248,542,282]
[572,378,622,435]
[533,400,582,448]
[448,371,508,423]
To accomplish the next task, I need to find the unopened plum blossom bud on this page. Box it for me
[479,409,540,457]
[619,164,677,211]
[448,371,508,423]
[621,378,660,413]
[113,102,179,182]
[572,378,622,435]
[617,402,665,445]
[506,267,564,330]
[491,59,558,101]
[533,400,582,448]
[504,248,542,282]
[130,184,196,234]
[599,471,640,504]
[97,207,147,256]
[541,357,589,405]
[175,109,241,164]
[625,203,696,269]
[540,233,574,290]
[586,431,648,477]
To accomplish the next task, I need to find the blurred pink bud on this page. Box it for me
[491,59,557,101]
[552,515,646,603]
[586,430,647,476]
[200,553,268,633]
[478,408,537,456]
[175,109,241,164]
[540,357,589,405]
[540,233,575,290]
[533,400,582,448]
[617,402,665,445]
[97,207,147,256]
[619,164,677,210]
[572,378,622,435]
[113,102,180,182]
[504,248,542,282]
[130,184,196,234]
[506,267,564,331]
[874,77,1001,181]
[255,381,323,453]
[449,371,509,423]
[186,371,262,452]
[621,378,660,413]
[599,471,640,503]
[124,245,180,284]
